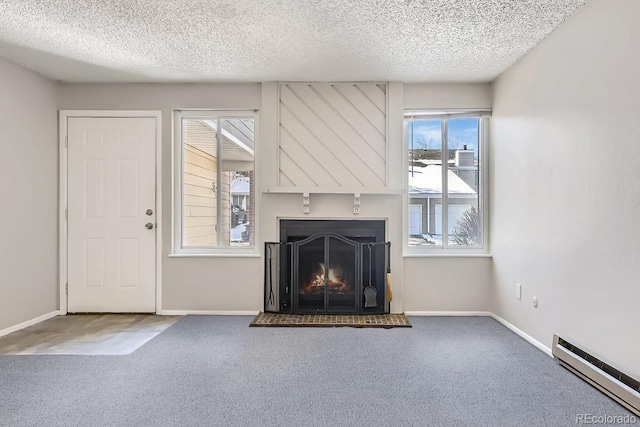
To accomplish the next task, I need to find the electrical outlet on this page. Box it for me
[516,283,522,300]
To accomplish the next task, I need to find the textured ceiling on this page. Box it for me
[0,0,587,83]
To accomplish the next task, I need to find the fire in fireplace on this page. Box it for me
[301,263,353,295]
[264,220,389,315]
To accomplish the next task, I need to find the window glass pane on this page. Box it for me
[446,118,481,247]
[182,118,219,247]
[221,118,255,247]
[408,119,443,246]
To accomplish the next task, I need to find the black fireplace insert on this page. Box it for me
[265,220,389,315]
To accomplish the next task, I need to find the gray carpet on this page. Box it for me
[0,316,635,427]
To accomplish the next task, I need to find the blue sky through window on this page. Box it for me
[408,118,479,156]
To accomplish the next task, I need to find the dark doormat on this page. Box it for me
[249,312,411,328]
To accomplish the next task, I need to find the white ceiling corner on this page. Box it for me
[0,0,587,83]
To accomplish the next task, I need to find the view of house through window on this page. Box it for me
[406,111,487,248]
[178,113,255,249]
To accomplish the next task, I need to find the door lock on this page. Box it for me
[145,222,154,230]
[146,209,153,216]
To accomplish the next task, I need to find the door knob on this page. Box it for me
[145,222,154,230]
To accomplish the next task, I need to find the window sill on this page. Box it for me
[168,252,261,258]
[403,252,492,258]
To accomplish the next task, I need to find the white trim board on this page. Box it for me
[159,310,260,316]
[59,110,163,314]
[489,313,553,358]
[0,311,62,339]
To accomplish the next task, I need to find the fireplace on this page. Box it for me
[265,220,389,314]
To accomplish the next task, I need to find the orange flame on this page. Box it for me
[301,263,352,294]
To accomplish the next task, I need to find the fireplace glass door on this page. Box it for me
[293,234,359,314]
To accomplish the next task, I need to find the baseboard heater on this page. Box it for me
[552,334,640,416]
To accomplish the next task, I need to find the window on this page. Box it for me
[405,110,489,251]
[174,110,256,254]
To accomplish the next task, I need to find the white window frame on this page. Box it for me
[172,109,259,256]
[404,109,490,256]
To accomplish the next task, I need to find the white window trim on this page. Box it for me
[403,111,490,255]
[172,109,259,256]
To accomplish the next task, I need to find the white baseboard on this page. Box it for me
[0,310,62,338]
[158,310,260,316]
[404,311,492,317]
[403,311,553,358]
[490,313,553,358]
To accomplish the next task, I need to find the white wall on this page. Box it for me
[404,83,492,109]
[403,257,492,313]
[0,58,59,330]
[404,83,493,313]
[59,83,262,312]
[59,81,493,314]
[491,0,640,375]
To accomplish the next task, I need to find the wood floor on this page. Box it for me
[0,314,182,355]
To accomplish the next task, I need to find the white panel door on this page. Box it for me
[67,117,156,312]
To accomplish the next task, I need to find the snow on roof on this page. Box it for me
[408,165,475,195]
[231,177,250,195]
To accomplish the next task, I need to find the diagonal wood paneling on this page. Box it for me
[334,84,386,135]
[357,84,387,112]
[280,127,340,187]
[278,83,387,188]
[313,85,386,159]
[279,105,358,186]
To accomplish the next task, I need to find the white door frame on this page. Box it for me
[59,110,163,314]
